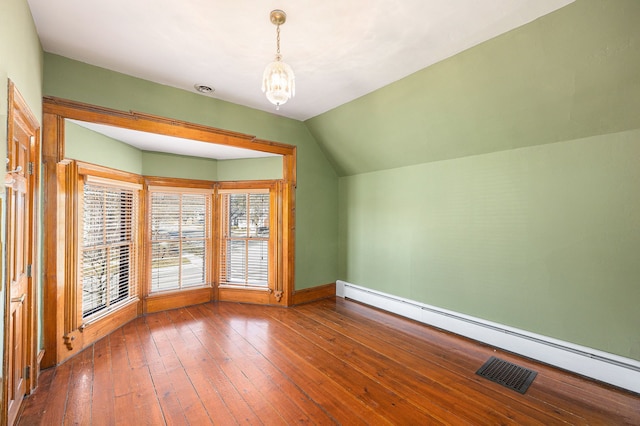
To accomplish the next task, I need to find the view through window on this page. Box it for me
[81,180,139,319]
[219,191,270,286]
[149,190,211,292]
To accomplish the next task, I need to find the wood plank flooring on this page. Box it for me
[18,298,640,425]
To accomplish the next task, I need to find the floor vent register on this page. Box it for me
[476,356,537,394]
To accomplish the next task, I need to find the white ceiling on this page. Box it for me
[28,0,573,122]
[31,1,574,160]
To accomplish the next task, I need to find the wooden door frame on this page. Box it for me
[2,80,41,425]
[41,97,297,368]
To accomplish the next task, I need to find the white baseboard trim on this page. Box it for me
[336,280,640,394]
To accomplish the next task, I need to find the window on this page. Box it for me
[81,177,140,320]
[149,188,212,293]
[219,190,271,287]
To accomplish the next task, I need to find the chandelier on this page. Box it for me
[262,9,295,110]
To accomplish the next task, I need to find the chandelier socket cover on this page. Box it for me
[270,10,286,26]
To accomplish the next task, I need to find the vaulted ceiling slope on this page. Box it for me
[28,0,571,121]
[306,0,640,176]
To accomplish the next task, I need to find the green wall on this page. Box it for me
[141,153,282,181]
[313,0,640,360]
[306,0,640,176]
[141,151,217,180]
[217,157,282,181]
[340,130,640,360]
[44,53,339,290]
[65,121,144,174]
[0,0,42,126]
[0,0,43,371]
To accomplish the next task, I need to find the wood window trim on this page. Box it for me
[217,182,281,303]
[53,160,143,362]
[79,170,142,322]
[42,97,297,368]
[144,176,217,314]
[145,179,214,310]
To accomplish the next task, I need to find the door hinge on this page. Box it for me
[24,365,30,379]
[27,264,32,278]
[28,162,34,175]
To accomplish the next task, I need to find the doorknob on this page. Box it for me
[11,294,26,304]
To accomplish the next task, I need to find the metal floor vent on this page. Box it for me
[476,356,537,394]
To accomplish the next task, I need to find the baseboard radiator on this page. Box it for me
[337,280,640,394]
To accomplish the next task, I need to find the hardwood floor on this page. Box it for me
[18,298,640,425]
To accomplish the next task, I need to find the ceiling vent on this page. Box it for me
[194,84,215,95]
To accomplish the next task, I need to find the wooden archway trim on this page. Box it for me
[41,97,297,368]
[43,96,297,160]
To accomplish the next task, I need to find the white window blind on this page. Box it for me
[219,191,270,286]
[149,190,211,293]
[81,182,138,319]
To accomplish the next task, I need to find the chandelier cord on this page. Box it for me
[276,24,281,56]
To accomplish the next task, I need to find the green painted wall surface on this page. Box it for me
[141,151,217,181]
[44,54,339,289]
[0,0,43,126]
[306,0,640,177]
[0,0,43,372]
[66,121,143,174]
[312,0,640,361]
[217,157,282,181]
[339,130,640,360]
[143,153,280,181]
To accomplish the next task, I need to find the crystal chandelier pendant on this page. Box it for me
[262,10,295,110]
[262,54,295,110]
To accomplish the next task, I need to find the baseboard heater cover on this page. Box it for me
[336,280,640,394]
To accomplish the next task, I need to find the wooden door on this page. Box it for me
[5,81,39,426]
